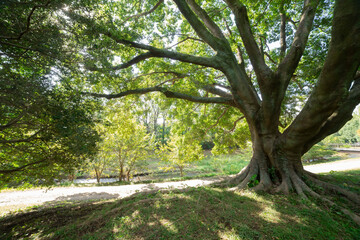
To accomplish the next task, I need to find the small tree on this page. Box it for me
[159,134,204,177]
[101,103,154,182]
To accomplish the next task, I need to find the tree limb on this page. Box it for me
[224,0,273,82]
[279,3,287,61]
[185,0,225,39]
[83,86,235,106]
[302,78,360,154]
[0,160,45,174]
[225,116,245,133]
[86,52,154,71]
[67,11,221,69]
[283,0,360,152]
[173,0,228,51]
[278,0,320,80]
[0,113,26,131]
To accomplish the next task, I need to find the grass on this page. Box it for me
[1,170,360,240]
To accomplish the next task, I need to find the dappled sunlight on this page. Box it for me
[1,187,359,239]
[259,206,281,223]
[159,218,179,234]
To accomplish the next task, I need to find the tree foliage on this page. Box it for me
[159,132,204,177]
[99,102,154,182]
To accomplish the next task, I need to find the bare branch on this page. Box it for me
[205,107,230,134]
[225,116,245,133]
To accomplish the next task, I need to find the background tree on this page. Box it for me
[101,102,154,182]
[159,132,204,177]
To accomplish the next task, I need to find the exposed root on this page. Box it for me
[306,175,360,204]
[229,164,258,191]
[226,164,250,186]
[291,172,360,226]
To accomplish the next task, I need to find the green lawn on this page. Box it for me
[1,170,359,240]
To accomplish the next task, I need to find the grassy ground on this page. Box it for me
[1,170,359,240]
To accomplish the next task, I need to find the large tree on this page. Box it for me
[2,0,360,214]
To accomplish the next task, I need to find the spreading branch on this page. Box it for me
[0,160,45,174]
[83,86,235,106]
[225,0,273,82]
[173,0,228,51]
[225,116,245,133]
[185,0,225,39]
[66,11,222,69]
[278,0,320,80]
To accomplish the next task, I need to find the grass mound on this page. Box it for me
[1,188,359,239]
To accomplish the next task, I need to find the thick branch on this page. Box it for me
[202,84,233,98]
[279,4,287,61]
[278,0,320,80]
[186,0,225,39]
[106,34,220,69]
[86,52,154,71]
[83,87,235,106]
[225,0,273,82]
[67,11,221,69]
[302,79,360,154]
[173,0,228,51]
[284,0,360,152]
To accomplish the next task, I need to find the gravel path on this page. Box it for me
[1,158,359,215]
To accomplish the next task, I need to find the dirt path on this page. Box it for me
[0,178,225,215]
[303,157,360,173]
[1,158,359,216]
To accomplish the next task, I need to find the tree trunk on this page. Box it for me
[179,166,184,177]
[94,167,101,183]
[119,164,124,182]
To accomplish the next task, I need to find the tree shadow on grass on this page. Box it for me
[52,192,120,202]
[0,187,358,240]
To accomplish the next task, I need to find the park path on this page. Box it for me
[1,158,360,215]
[303,157,360,173]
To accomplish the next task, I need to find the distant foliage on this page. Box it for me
[159,133,204,177]
[302,144,335,163]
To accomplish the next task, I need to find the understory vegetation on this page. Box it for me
[1,170,359,240]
